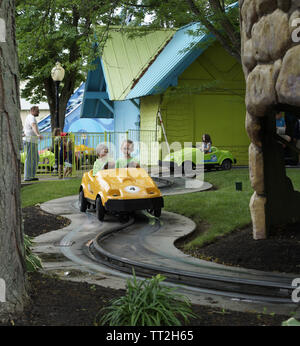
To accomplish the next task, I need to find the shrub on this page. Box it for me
[282,318,300,326]
[95,271,197,326]
[24,233,42,272]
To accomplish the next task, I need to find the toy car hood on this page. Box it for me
[83,167,162,200]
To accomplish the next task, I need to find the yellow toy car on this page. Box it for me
[79,167,164,221]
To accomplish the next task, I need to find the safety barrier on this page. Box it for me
[21,130,158,179]
[21,131,249,179]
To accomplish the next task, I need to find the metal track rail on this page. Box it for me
[85,214,296,304]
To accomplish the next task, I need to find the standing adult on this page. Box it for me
[24,106,43,181]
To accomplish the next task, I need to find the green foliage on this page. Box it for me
[24,234,43,272]
[282,318,300,326]
[15,0,241,112]
[16,0,122,108]
[95,271,197,326]
[122,0,240,60]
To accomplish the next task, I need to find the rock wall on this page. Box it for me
[240,0,300,239]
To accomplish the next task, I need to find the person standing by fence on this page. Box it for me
[24,106,43,181]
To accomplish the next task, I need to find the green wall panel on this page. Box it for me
[140,42,250,165]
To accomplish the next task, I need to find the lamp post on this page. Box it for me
[51,62,65,129]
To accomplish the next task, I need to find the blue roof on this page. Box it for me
[78,1,238,110]
[126,22,214,99]
[126,1,239,99]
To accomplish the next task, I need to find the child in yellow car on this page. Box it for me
[115,139,140,168]
[93,143,115,175]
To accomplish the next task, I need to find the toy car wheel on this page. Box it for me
[182,161,196,176]
[147,208,161,218]
[96,196,105,221]
[119,214,130,223]
[154,208,161,218]
[221,159,232,170]
[79,190,87,212]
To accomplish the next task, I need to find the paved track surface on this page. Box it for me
[37,193,298,307]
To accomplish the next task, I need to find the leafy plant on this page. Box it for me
[24,233,43,272]
[95,270,197,326]
[282,318,300,326]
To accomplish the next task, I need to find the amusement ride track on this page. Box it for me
[39,177,298,306]
[85,211,296,304]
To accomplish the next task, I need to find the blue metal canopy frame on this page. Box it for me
[80,57,114,119]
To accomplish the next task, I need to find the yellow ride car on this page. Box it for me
[79,167,164,221]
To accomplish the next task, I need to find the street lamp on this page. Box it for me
[51,62,65,129]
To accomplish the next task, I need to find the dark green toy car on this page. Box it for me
[159,146,236,174]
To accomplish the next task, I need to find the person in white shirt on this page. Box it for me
[24,106,43,181]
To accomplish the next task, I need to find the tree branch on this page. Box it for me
[208,0,240,48]
[185,0,241,62]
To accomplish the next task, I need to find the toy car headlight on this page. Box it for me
[108,189,120,197]
[146,188,156,195]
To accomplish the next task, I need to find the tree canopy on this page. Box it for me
[16,0,123,129]
[120,0,241,62]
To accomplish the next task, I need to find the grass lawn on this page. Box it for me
[164,169,253,248]
[21,178,82,208]
[164,168,300,249]
[21,168,300,249]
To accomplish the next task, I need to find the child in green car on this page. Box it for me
[202,134,212,154]
[93,143,115,175]
[116,139,140,168]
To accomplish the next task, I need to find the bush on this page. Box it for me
[24,233,42,272]
[282,317,300,326]
[95,271,197,326]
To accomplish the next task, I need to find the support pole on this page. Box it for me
[55,81,60,129]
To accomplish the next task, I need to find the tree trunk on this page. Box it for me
[44,73,79,133]
[58,71,78,131]
[44,76,74,133]
[0,0,28,321]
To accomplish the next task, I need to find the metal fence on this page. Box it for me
[21,131,249,180]
[21,130,158,179]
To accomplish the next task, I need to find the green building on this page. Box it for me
[81,23,249,165]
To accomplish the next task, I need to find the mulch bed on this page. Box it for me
[0,206,291,326]
[22,206,71,237]
[180,224,300,274]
